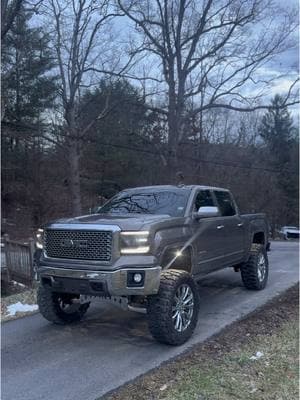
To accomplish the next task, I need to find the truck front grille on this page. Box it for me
[44,229,113,262]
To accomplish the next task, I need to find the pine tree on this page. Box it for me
[78,79,157,204]
[259,95,296,166]
[1,6,58,234]
[1,6,57,125]
[259,95,299,226]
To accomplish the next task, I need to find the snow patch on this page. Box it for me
[6,302,38,316]
[250,351,264,361]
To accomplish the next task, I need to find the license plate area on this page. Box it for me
[45,276,107,295]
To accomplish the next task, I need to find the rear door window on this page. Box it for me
[214,191,236,216]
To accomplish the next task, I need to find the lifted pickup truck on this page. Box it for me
[36,185,269,345]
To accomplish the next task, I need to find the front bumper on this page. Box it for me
[38,266,162,296]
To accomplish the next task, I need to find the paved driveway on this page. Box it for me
[1,241,299,400]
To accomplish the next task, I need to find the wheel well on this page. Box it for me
[161,246,192,273]
[252,232,265,245]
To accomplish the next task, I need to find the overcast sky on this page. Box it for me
[111,0,299,118]
[35,0,299,119]
[260,0,299,117]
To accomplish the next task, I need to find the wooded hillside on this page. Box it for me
[1,0,299,239]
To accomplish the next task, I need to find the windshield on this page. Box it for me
[98,190,190,217]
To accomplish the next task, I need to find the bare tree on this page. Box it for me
[1,0,24,39]
[117,0,299,170]
[1,0,44,39]
[43,0,121,215]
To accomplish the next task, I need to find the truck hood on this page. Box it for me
[46,213,172,231]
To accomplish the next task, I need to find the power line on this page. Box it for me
[3,122,297,175]
[86,139,299,176]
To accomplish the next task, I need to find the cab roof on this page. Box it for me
[123,185,228,192]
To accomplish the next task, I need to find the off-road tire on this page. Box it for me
[147,270,200,345]
[37,284,90,324]
[241,244,269,290]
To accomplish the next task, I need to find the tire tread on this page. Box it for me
[147,269,200,345]
[37,284,89,324]
[241,245,268,290]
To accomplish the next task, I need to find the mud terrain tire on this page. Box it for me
[37,284,89,324]
[241,244,269,290]
[147,270,200,345]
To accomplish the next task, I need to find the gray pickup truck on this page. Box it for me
[36,185,269,345]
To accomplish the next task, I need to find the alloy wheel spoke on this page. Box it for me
[257,269,262,279]
[175,312,181,331]
[172,284,195,332]
[181,311,187,326]
[182,286,190,300]
[178,313,183,331]
[257,255,266,282]
[183,294,193,305]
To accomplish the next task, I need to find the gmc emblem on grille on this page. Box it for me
[60,239,88,249]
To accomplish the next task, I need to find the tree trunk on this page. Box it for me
[167,76,180,182]
[166,71,187,183]
[68,140,82,216]
[167,112,179,182]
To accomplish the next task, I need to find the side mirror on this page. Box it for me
[193,206,219,220]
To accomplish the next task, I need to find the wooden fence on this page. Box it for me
[1,235,35,288]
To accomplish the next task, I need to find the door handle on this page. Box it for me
[217,225,224,230]
[237,223,243,227]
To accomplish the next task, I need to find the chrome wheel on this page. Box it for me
[172,284,194,332]
[257,254,266,282]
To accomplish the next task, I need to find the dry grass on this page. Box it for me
[163,319,299,400]
[1,286,37,322]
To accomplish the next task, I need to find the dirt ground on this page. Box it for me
[103,284,299,400]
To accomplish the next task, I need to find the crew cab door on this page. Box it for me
[190,189,225,275]
[212,190,245,267]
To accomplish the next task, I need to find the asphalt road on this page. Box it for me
[1,241,299,400]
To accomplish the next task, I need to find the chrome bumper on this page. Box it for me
[38,266,162,296]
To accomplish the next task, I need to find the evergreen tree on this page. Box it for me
[78,80,159,203]
[259,95,299,226]
[259,95,296,166]
[1,6,58,235]
[1,6,57,125]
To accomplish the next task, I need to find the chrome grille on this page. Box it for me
[44,229,113,261]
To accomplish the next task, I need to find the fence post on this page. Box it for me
[3,234,11,282]
[28,238,36,288]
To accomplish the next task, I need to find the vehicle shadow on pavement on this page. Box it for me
[23,269,247,350]
[56,269,245,345]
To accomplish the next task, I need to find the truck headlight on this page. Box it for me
[36,228,44,249]
[120,231,150,254]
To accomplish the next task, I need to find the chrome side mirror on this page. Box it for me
[193,206,219,220]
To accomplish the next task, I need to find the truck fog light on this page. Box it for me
[127,271,145,287]
[133,273,143,283]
